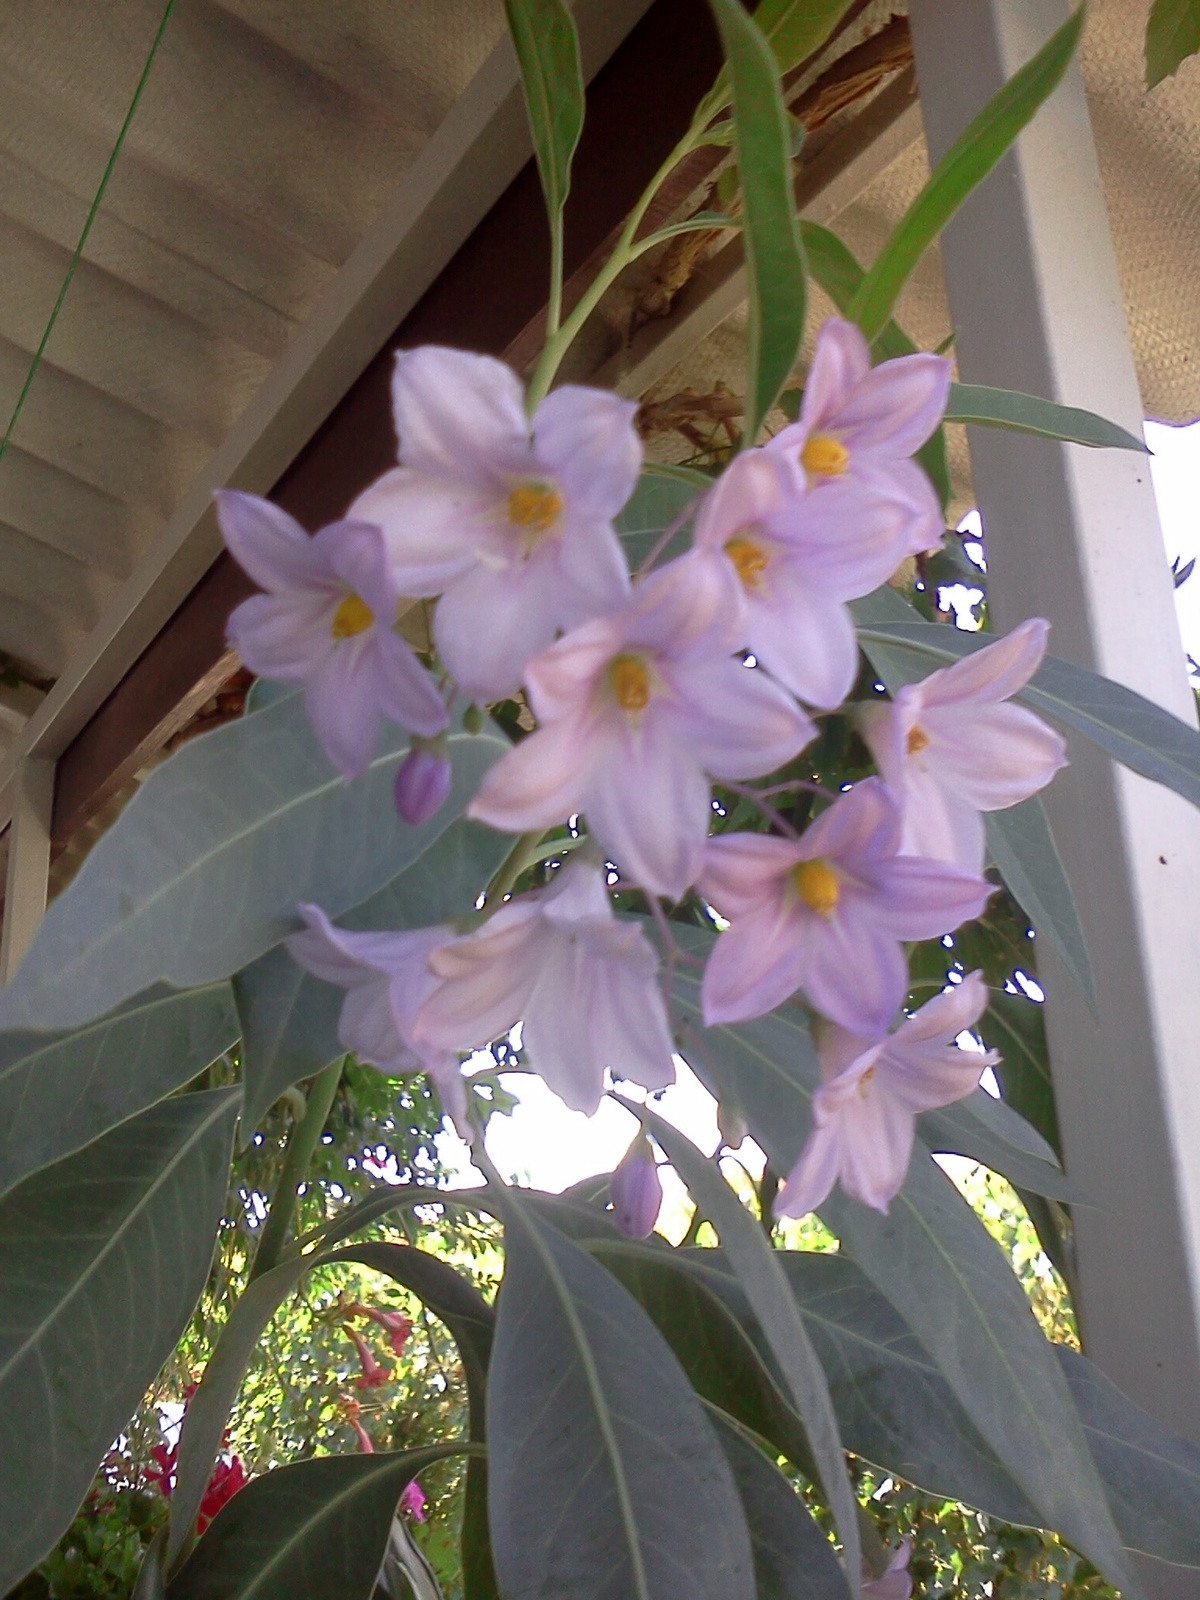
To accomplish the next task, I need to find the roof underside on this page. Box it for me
[0,0,1196,688]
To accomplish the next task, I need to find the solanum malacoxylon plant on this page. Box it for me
[7,4,1200,1599]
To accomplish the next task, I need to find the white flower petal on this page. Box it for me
[534,385,642,518]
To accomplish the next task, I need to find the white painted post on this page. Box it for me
[909,0,1200,1478]
[0,757,53,983]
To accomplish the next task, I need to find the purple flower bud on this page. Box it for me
[395,741,451,825]
[611,1134,663,1239]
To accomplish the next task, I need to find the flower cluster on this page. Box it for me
[220,318,1066,1218]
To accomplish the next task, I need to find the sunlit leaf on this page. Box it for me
[1145,0,1200,87]
[0,1089,239,1591]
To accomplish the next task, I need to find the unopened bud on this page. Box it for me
[717,1097,748,1150]
[462,703,485,735]
[611,1133,663,1239]
[394,740,451,824]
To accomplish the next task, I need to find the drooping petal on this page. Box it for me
[699,831,800,921]
[825,1074,916,1211]
[673,656,816,778]
[701,905,815,1025]
[869,854,992,940]
[919,701,1067,810]
[392,346,531,487]
[521,934,609,1112]
[347,468,488,593]
[745,578,859,709]
[894,761,987,871]
[582,718,712,898]
[801,902,910,1035]
[417,911,544,1052]
[471,709,606,833]
[304,638,384,779]
[895,968,990,1045]
[584,926,677,1093]
[368,630,448,739]
[555,517,631,627]
[921,617,1050,707]
[797,777,900,868]
[286,903,399,987]
[774,1120,842,1218]
[227,593,333,681]
[215,490,327,592]
[534,385,642,518]
[771,467,935,595]
[833,351,951,458]
[434,557,562,702]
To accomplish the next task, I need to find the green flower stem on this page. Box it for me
[249,1057,344,1282]
[485,829,548,902]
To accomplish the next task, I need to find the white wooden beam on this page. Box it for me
[0,0,653,832]
[910,0,1200,1516]
[0,757,53,983]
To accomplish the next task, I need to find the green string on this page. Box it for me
[0,0,178,472]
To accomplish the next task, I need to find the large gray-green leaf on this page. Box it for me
[853,593,1200,811]
[0,1088,239,1591]
[234,818,508,1132]
[636,1104,860,1594]
[986,798,1096,1013]
[615,466,705,572]
[945,383,1147,452]
[170,1200,440,1561]
[167,1446,472,1600]
[710,0,806,443]
[918,1089,1085,1204]
[0,694,508,1032]
[487,1199,755,1600]
[1058,1344,1200,1568]
[978,988,1059,1156]
[0,982,237,1197]
[668,948,1138,1593]
[847,9,1083,342]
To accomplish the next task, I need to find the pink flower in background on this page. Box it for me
[859,618,1068,870]
[400,1480,428,1522]
[699,779,990,1035]
[863,1542,914,1600]
[610,1132,664,1238]
[217,491,447,779]
[340,1396,375,1454]
[414,859,676,1114]
[359,1305,414,1358]
[285,905,466,1126]
[776,972,996,1218]
[197,1456,247,1534]
[691,448,939,708]
[470,555,815,897]
[349,346,640,702]
[345,1324,393,1390]
[767,317,949,553]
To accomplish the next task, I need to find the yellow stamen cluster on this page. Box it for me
[507,482,563,534]
[724,534,769,590]
[792,858,840,917]
[906,725,930,755]
[801,434,850,477]
[610,653,651,713]
[331,592,375,639]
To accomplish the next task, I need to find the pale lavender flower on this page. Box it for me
[863,1543,914,1600]
[469,555,815,898]
[348,346,640,703]
[413,859,675,1115]
[699,778,990,1035]
[394,738,452,825]
[859,618,1068,870]
[691,448,936,709]
[610,1133,664,1238]
[776,973,996,1217]
[285,904,466,1126]
[767,317,950,552]
[217,491,447,779]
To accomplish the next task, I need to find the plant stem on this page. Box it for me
[249,1057,344,1282]
[485,828,546,902]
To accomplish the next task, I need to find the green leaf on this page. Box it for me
[0,694,508,1032]
[709,0,807,443]
[707,1407,852,1600]
[1058,1343,1200,1566]
[503,0,583,324]
[750,0,858,76]
[847,9,1084,342]
[615,466,705,572]
[1145,0,1200,87]
[0,1088,240,1592]
[0,981,237,1197]
[167,1446,474,1600]
[945,382,1147,453]
[169,1221,472,1562]
[234,818,509,1132]
[667,948,1138,1593]
[978,988,1060,1157]
[487,1199,755,1600]
[588,1241,821,1481]
[133,1527,169,1600]
[986,798,1096,1014]
[917,1089,1084,1204]
[852,596,1200,811]
[634,1104,860,1595]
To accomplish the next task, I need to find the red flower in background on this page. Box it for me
[196,1455,247,1534]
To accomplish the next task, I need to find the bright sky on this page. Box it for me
[437,418,1200,1197]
